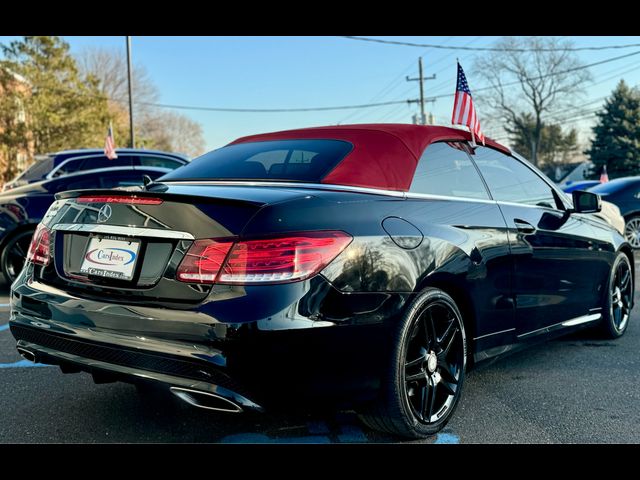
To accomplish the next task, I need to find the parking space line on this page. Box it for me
[0,324,8,332]
[0,303,11,308]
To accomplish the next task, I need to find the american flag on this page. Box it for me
[104,123,118,160]
[600,164,609,183]
[452,61,485,146]
[446,141,476,155]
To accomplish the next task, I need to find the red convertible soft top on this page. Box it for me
[230,124,510,192]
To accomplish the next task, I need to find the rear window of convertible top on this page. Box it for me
[159,139,353,183]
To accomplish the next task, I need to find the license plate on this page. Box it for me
[80,236,141,281]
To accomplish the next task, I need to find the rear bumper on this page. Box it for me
[12,325,262,412]
[9,268,396,410]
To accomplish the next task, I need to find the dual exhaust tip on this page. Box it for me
[17,347,245,414]
[17,347,36,363]
[169,387,243,413]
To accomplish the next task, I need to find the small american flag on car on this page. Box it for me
[104,123,118,160]
[451,61,485,146]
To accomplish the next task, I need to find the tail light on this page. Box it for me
[176,231,352,285]
[176,239,234,283]
[26,223,51,266]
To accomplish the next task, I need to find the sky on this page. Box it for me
[2,35,640,154]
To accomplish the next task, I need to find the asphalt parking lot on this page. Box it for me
[1,268,639,444]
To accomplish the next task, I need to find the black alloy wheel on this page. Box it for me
[1,230,35,284]
[358,287,466,438]
[600,252,633,338]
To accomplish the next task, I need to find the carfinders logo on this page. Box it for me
[97,204,112,223]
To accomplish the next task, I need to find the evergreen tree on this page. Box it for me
[1,36,110,155]
[586,80,640,178]
[507,112,578,169]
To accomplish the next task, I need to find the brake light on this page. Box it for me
[26,223,51,266]
[176,231,352,285]
[176,239,234,283]
[76,195,163,205]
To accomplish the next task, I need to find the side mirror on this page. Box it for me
[572,190,601,213]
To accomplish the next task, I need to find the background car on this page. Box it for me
[559,181,624,234]
[0,165,177,282]
[560,180,600,193]
[8,124,633,439]
[2,148,189,191]
[587,177,640,248]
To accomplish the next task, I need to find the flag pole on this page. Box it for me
[126,36,135,149]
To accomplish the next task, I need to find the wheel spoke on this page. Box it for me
[427,377,438,420]
[12,243,26,258]
[437,326,458,360]
[419,383,429,421]
[614,306,622,327]
[406,371,426,383]
[439,361,459,385]
[423,309,436,348]
[405,355,425,369]
[438,318,455,346]
[440,380,457,396]
[620,269,631,290]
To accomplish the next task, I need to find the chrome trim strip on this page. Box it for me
[161,180,407,198]
[561,313,602,327]
[517,313,601,339]
[405,191,496,204]
[51,223,194,240]
[473,328,516,341]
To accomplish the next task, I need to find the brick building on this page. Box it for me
[0,67,34,186]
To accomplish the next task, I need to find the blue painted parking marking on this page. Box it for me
[434,432,460,444]
[336,423,369,443]
[0,359,53,369]
[220,432,332,444]
[0,324,9,332]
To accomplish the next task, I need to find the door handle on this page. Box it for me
[514,218,536,234]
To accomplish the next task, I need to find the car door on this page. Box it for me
[407,141,515,352]
[470,146,602,338]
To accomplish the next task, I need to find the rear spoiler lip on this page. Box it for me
[54,187,273,207]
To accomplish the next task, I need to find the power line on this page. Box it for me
[28,48,640,117]
[340,36,640,52]
[132,99,411,113]
[421,49,640,101]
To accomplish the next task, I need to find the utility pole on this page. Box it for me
[407,57,436,125]
[126,36,135,148]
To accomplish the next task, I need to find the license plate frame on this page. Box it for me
[79,235,141,281]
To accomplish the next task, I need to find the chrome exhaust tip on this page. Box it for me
[170,387,243,413]
[17,347,36,363]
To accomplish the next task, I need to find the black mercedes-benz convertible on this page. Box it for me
[9,124,633,438]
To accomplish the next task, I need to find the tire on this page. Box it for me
[599,252,634,339]
[624,216,640,249]
[1,229,35,284]
[357,287,467,439]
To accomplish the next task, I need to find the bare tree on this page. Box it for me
[76,47,206,157]
[76,47,159,108]
[473,37,591,166]
[138,109,206,158]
